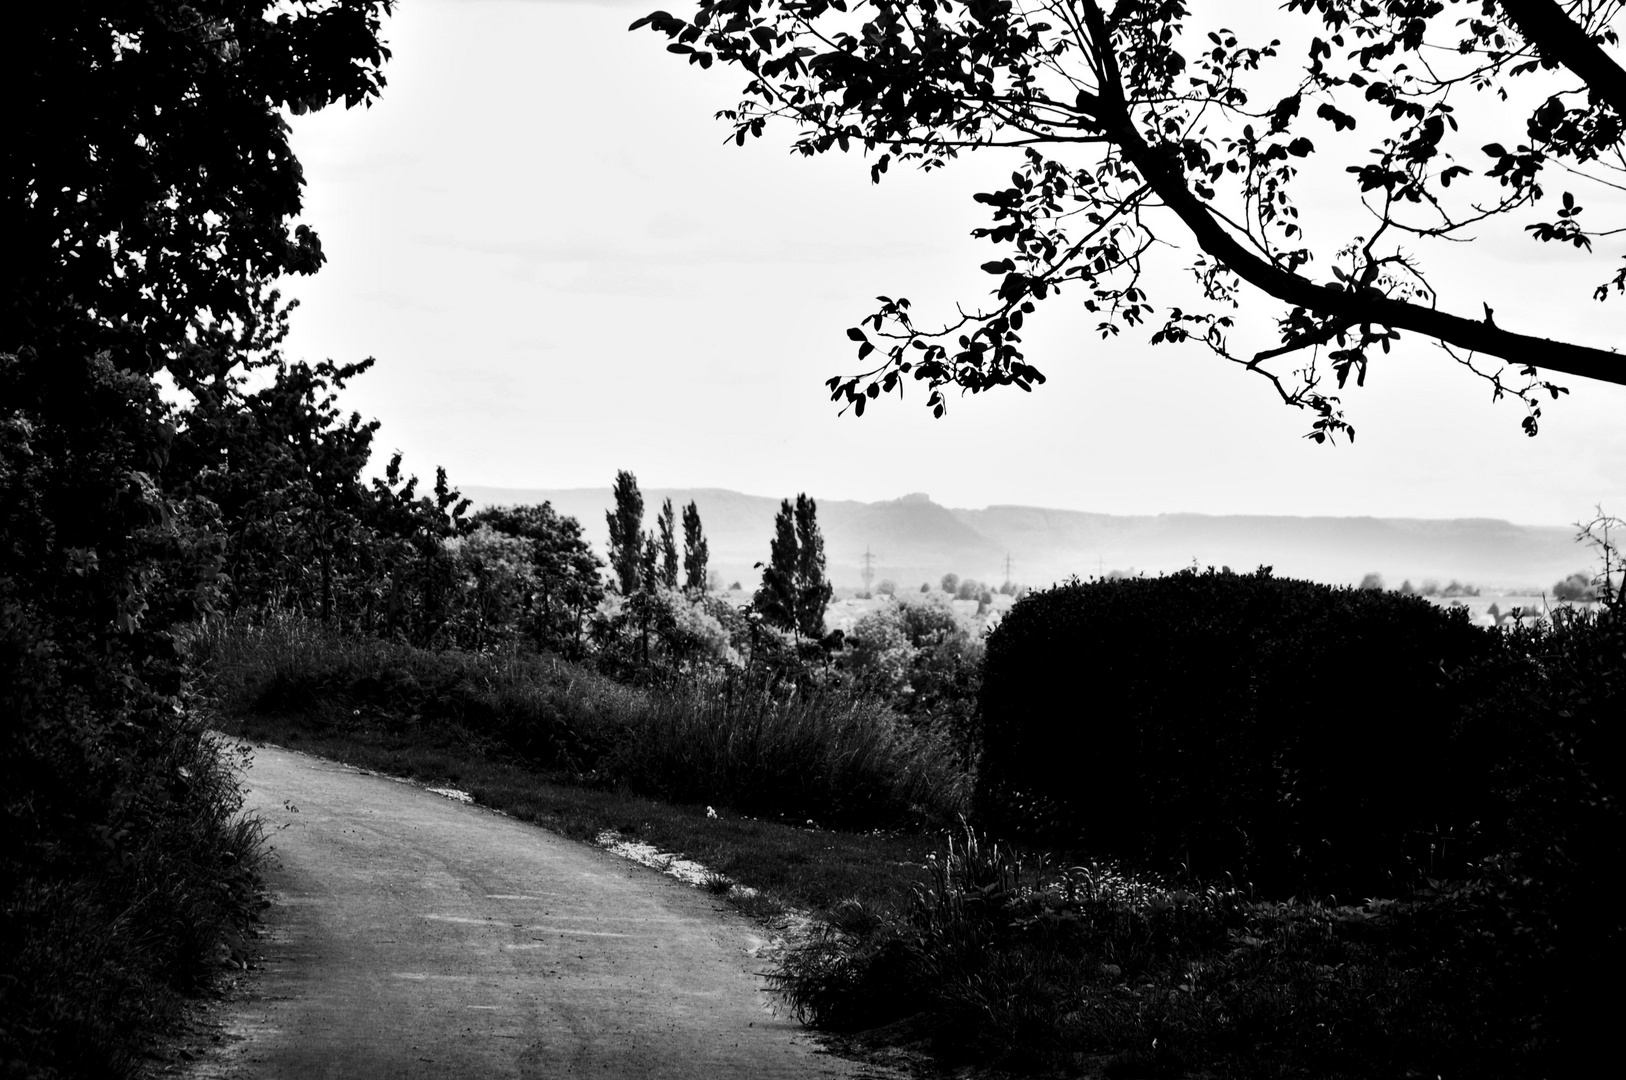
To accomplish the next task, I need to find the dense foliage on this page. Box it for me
[843,594,983,759]
[975,567,1501,894]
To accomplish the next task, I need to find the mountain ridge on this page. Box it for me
[460,486,1588,594]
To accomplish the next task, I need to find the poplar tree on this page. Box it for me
[754,499,800,634]
[754,493,832,640]
[606,470,644,595]
[657,497,679,589]
[794,493,832,640]
[682,500,709,594]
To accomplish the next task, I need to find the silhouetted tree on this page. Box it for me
[657,498,679,589]
[794,493,833,640]
[682,500,710,593]
[606,470,645,595]
[755,499,800,634]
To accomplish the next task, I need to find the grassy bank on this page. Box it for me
[189,612,958,915]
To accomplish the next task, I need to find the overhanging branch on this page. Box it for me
[1118,127,1624,386]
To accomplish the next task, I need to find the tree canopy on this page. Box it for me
[634,0,1626,440]
[9,0,394,379]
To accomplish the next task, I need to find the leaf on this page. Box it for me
[1315,103,1356,132]
[846,327,868,342]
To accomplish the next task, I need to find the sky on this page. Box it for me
[274,0,1626,528]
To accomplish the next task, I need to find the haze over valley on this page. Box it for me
[464,486,1588,595]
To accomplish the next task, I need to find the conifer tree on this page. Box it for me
[657,498,679,589]
[606,470,644,595]
[682,500,710,594]
[793,493,832,639]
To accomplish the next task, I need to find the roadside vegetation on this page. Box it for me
[183,513,1622,1079]
[771,545,1623,1079]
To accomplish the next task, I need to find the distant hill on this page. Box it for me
[460,486,1587,594]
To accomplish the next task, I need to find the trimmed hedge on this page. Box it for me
[973,568,1499,895]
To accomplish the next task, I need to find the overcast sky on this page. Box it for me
[274,0,1626,527]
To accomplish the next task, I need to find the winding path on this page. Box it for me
[186,744,883,1079]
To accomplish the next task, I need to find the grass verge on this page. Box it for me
[192,612,967,834]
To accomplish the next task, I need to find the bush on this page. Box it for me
[974,568,1499,895]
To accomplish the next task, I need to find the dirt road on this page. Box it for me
[185,744,884,1079]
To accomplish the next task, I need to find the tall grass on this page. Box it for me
[189,612,968,830]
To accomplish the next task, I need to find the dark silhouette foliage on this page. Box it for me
[4,1,397,1072]
[634,0,1626,438]
[975,568,1499,894]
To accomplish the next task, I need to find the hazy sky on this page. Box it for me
[275,0,1626,527]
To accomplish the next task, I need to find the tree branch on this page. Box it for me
[1499,0,1626,121]
[1127,125,1621,383]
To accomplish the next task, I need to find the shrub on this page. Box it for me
[974,568,1499,895]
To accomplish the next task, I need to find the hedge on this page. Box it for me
[973,568,1500,895]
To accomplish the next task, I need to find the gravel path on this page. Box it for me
[182,743,887,1079]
